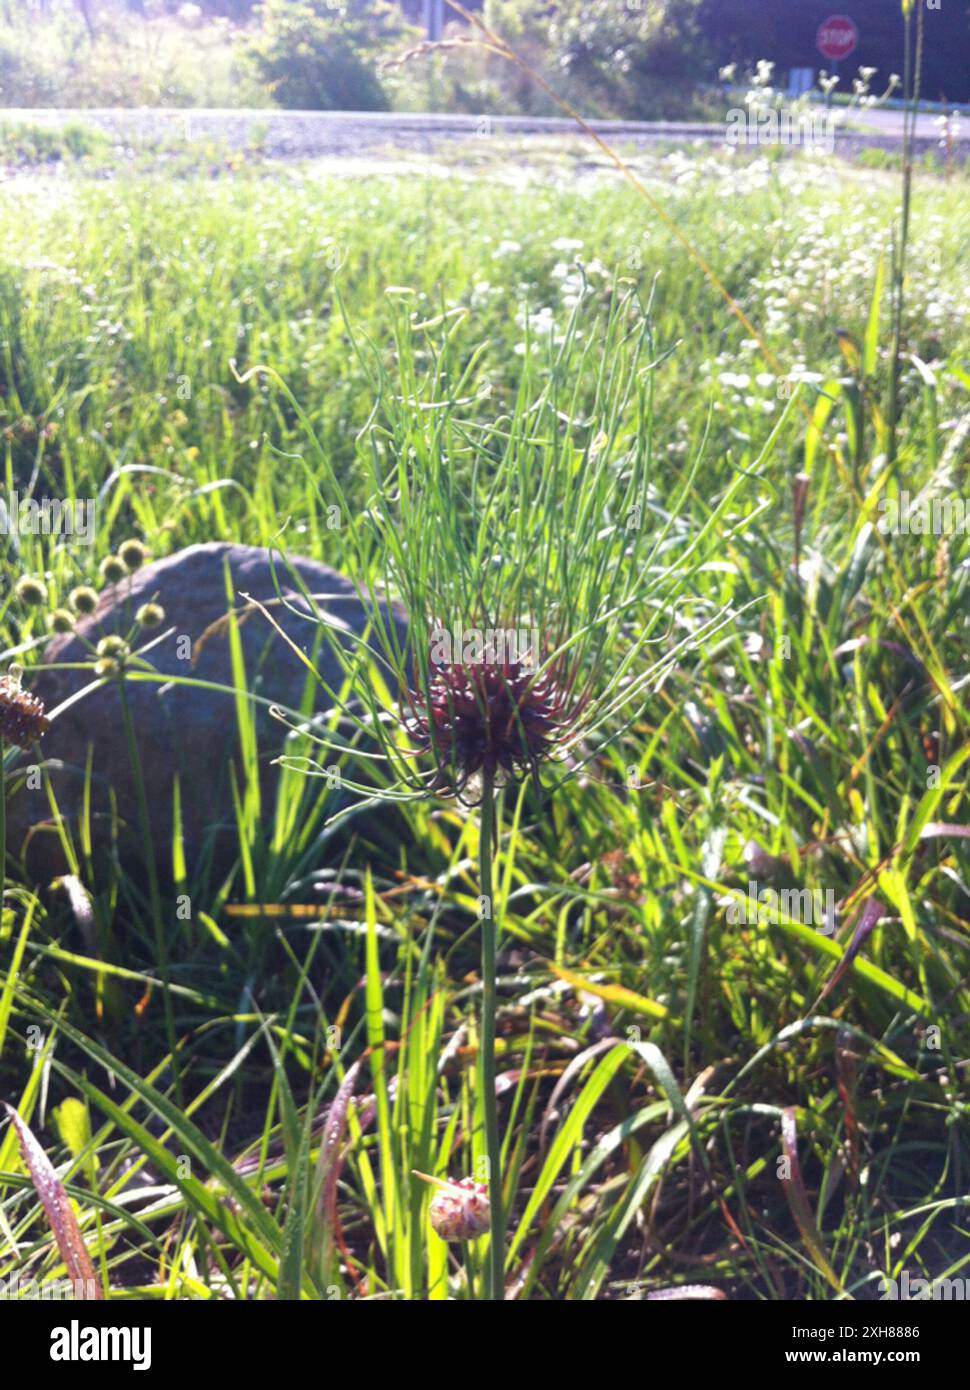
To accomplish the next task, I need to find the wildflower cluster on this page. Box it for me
[9,537,163,678]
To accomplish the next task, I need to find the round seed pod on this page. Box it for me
[99,555,128,585]
[96,635,129,662]
[428,1177,490,1242]
[69,585,99,615]
[15,575,48,607]
[119,539,149,571]
[135,602,165,629]
[49,608,76,634]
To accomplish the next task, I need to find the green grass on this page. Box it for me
[0,119,107,166]
[0,6,259,110]
[1,146,970,1300]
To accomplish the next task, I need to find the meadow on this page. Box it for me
[1,140,969,1301]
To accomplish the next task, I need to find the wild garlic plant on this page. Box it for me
[241,284,756,1298]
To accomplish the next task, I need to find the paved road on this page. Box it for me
[0,107,964,160]
[841,104,966,137]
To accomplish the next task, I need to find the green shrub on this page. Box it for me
[0,5,258,110]
[242,0,411,112]
[0,34,57,106]
[483,0,708,119]
[0,120,105,164]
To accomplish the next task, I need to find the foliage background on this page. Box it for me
[3,0,966,115]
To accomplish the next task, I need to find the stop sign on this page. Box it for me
[816,15,859,61]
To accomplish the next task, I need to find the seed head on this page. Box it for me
[15,575,48,608]
[421,1175,490,1242]
[119,539,149,571]
[0,668,50,747]
[404,637,582,800]
[135,602,165,629]
[95,635,129,676]
[69,585,99,616]
[96,635,128,662]
[99,555,128,585]
[49,608,75,634]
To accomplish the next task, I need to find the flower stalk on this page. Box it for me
[246,283,751,1301]
[478,767,504,1300]
[1,729,6,903]
[117,675,182,1107]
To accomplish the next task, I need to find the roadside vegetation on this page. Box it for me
[1,120,969,1296]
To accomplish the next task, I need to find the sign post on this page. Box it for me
[424,0,444,42]
[816,14,859,70]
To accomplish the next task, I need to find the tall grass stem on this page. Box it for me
[478,770,504,1300]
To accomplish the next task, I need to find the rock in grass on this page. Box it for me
[5,542,407,883]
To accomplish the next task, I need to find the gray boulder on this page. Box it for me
[5,542,408,882]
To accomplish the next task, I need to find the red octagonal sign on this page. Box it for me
[816,14,859,61]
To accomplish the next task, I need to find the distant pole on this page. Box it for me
[77,0,97,39]
[424,0,444,42]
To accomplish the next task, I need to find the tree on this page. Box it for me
[483,0,707,117]
[243,0,412,111]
